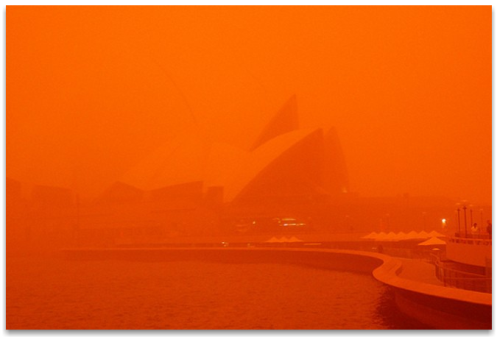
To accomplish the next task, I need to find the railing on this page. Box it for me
[433,255,492,293]
[447,236,492,246]
[453,232,490,239]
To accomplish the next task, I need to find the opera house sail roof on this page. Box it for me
[101,96,350,208]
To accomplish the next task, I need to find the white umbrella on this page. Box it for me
[416,230,430,239]
[385,231,398,241]
[394,231,407,241]
[418,237,446,246]
[429,230,445,237]
[400,231,420,240]
[266,237,280,242]
[361,232,378,239]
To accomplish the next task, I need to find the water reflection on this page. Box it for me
[8,257,429,329]
[376,286,430,329]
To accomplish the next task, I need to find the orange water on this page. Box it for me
[7,257,427,329]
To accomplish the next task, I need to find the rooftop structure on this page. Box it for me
[101,96,350,208]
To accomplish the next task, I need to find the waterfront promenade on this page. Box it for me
[358,250,492,329]
[61,243,492,329]
[398,258,443,286]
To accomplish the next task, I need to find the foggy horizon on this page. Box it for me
[6,6,492,331]
[7,6,492,205]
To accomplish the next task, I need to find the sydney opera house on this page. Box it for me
[8,96,357,249]
[8,96,482,250]
[94,95,351,240]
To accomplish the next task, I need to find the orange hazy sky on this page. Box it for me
[7,6,492,204]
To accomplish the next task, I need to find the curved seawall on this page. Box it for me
[370,251,492,329]
[61,247,492,329]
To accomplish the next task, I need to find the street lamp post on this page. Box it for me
[463,205,468,238]
[470,205,473,230]
[456,207,461,236]
[480,209,484,231]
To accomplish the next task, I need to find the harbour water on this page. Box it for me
[7,256,428,329]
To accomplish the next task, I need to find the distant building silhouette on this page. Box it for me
[106,95,349,205]
[7,96,491,249]
[90,96,352,238]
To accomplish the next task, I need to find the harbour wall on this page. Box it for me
[61,247,492,329]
